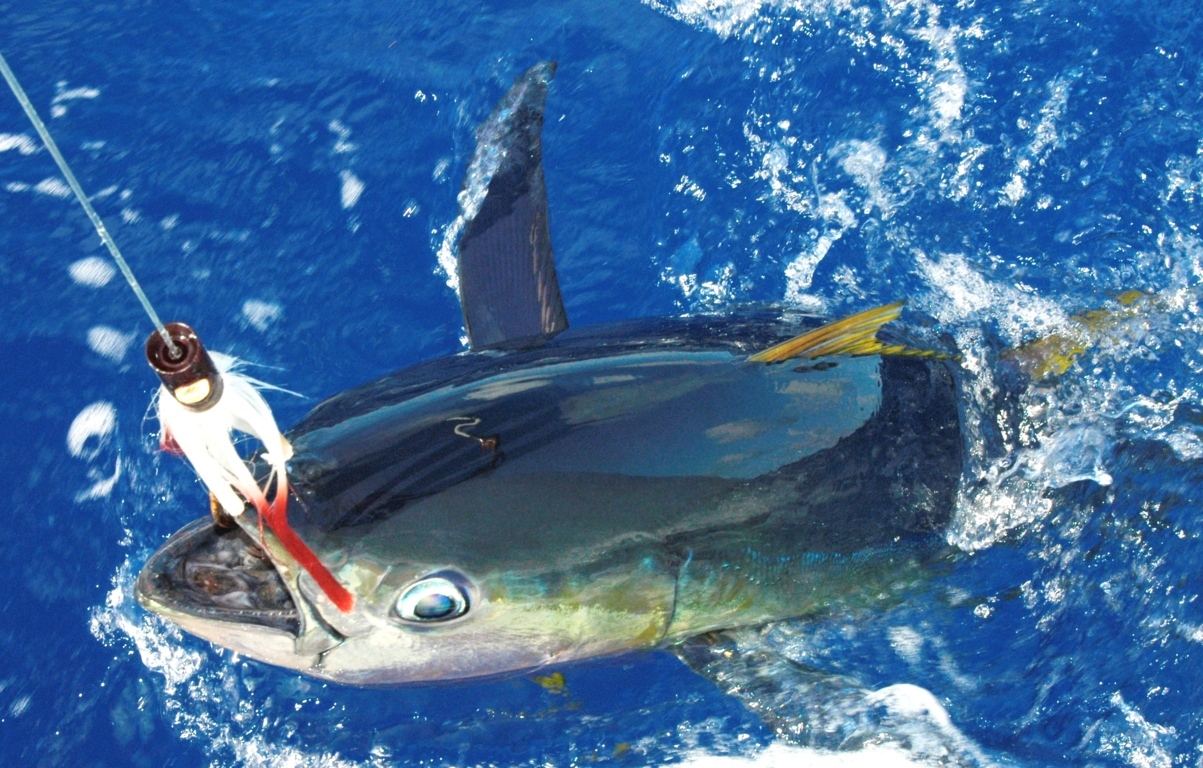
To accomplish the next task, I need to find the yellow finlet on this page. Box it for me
[750,302,941,364]
[531,672,566,695]
[1004,290,1158,382]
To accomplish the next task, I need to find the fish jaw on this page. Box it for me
[134,517,328,674]
[137,592,320,673]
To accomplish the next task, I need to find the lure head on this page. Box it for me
[145,322,224,411]
[135,500,680,685]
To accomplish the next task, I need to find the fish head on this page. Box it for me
[136,511,680,685]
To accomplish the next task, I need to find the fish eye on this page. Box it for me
[394,576,470,623]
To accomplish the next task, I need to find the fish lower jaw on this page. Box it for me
[137,592,321,673]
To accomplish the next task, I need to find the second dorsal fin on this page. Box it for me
[455,61,568,351]
[750,302,944,363]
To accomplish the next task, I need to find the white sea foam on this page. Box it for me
[75,457,123,502]
[53,84,101,103]
[34,177,72,198]
[746,133,864,308]
[8,695,31,718]
[900,0,974,142]
[910,252,1132,550]
[646,0,989,305]
[86,326,136,362]
[328,119,358,154]
[94,556,354,765]
[888,625,924,664]
[648,0,976,146]
[67,402,116,460]
[0,133,38,155]
[67,401,124,500]
[90,561,204,695]
[68,256,117,287]
[837,139,892,217]
[643,0,769,39]
[915,251,1068,344]
[241,299,282,331]
[1163,140,1203,205]
[1082,693,1175,768]
[864,684,993,765]
[1000,73,1077,207]
[678,742,928,767]
[339,170,364,209]
[776,139,895,309]
[435,106,510,292]
[675,174,708,201]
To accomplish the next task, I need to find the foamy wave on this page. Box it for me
[91,555,371,766]
[339,170,364,209]
[0,133,38,155]
[90,560,204,694]
[678,741,929,767]
[647,0,977,144]
[87,326,137,363]
[241,299,283,332]
[999,72,1079,207]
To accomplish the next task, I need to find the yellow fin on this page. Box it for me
[1005,290,1158,382]
[531,672,566,694]
[750,302,943,363]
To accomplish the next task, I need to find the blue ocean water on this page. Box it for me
[2,0,1203,765]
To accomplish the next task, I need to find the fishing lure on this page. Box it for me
[146,325,354,611]
[0,51,353,612]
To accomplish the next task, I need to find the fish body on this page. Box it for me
[135,63,962,686]
[138,314,961,684]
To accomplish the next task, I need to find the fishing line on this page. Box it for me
[0,50,178,355]
[2,51,355,611]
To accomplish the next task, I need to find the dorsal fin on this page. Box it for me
[456,61,568,351]
[749,302,945,363]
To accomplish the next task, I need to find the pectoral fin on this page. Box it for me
[675,628,985,759]
[750,302,944,363]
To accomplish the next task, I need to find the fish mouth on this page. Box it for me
[136,517,300,636]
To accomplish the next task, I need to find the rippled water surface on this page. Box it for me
[3,0,1203,765]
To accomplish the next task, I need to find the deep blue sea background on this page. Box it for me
[3,0,1203,765]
